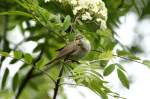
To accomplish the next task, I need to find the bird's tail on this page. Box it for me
[45,57,61,67]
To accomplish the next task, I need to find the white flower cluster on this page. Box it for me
[44,0,50,3]
[45,0,108,29]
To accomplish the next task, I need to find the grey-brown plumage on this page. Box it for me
[46,34,91,66]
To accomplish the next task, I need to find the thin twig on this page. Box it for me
[113,54,142,64]
[33,68,56,82]
[53,65,64,99]
[108,93,126,99]
[30,59,76,79]
[91,50,143,64]
[0,53,55,83]
[59,83,84,87]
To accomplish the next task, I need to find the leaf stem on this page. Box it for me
[91,50,143,64]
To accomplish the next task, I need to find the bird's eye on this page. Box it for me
[77,43,81,46]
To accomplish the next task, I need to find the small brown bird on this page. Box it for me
[46,34,91,66]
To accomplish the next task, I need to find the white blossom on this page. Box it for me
[70,0,77,5]
[44,0,50,3]
[55,0,108,29]
[100,20,107,30]
[82,12,92,20]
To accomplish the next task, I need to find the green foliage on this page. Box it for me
[115,63,126,72]
[117,69,129,89]
[72,65,110,99]
[117,50,140,60]
[99,50,113,60]
[14,51,23,59]
[62,15,71,31]
[35,57,46,68]
[103,64,115,76]
[23,53,33,64]
[0,0,149,99]
[141,0,150,18]
[0,11,33,18]
[143,60,150,67]
[0,52,9,57]
[1,68,9,89]
[12,73,19,92]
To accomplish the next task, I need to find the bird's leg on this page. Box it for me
[66,58,80,64]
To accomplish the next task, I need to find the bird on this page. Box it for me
[45,34,91,66]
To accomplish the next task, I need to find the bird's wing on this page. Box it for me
[56,41,78,59]
[55,46,65,51]
[45,41,78,66]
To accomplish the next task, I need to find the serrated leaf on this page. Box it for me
[143,60,150,67]
[117,69,129,89]
[62,15,71,31]
[35,58,45,68]
[99,50,113,60]
[23,53,33,64]
[103,64,115,76]
[0,52,9,57]
[1,68,9,89]
[12,73,19,91]
[14,51,22,59]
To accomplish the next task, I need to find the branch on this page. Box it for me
[15,49,44,99]
[59,83,84,87]
[91,50,143,64]
[53,65,64,99]
[30,61,55,78]
[30,59,74,79]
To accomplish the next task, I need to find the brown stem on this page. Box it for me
[53,65,64,99]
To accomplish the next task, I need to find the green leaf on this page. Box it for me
[117,50,140,60]
[0,11,33,18]
[14,0,29,9]
[99,50,113,60]
[1,68,9,89]
[103,64,115,76]
[143,60,150,67]
[12,73,19,91]
[14,51,23,59]
[115,63,126,72]
[35,58,46,68]
[62,15,71,31]
[117,69,129,89]
[10,59,18,64]
[0,52,9,57]
[29,81,39,91]
[97,29,112,37]
[23,53,33,64]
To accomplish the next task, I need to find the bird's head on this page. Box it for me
[75,34,91,52]
[75,34,84,40]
